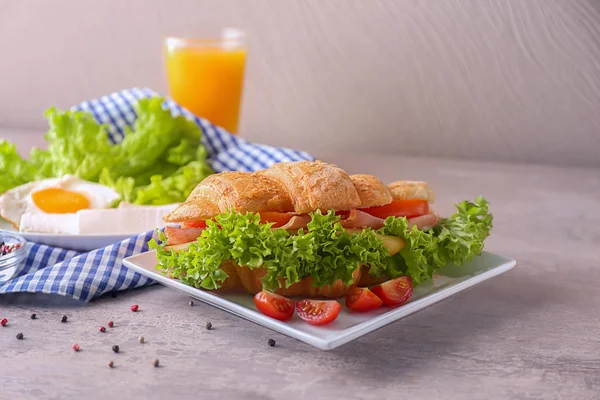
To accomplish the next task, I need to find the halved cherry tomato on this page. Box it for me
[182,220,207,229]
[254,291,295,321]
[296,300,342,325]
[360,199,429,219]
[345,287,383,312]
[259,212,294,228]
[371,276,413,307]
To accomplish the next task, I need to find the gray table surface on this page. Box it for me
[1,130,599,400]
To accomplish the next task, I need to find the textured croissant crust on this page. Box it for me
[164,160,434,223]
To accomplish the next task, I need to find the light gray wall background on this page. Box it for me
[1,0,599,167]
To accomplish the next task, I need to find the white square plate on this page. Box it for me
[123,251,516,350]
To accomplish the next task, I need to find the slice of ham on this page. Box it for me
[407,214,439,230]
[279,215,312,230]
[165,226,205,245]
[339,209,385,230]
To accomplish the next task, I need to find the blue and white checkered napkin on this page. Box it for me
[0,88,314,302]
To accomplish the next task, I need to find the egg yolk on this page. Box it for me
[31,188,91,214]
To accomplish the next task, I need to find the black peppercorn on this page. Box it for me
[152,359,160,367]
[112,345,120,353]
[16,333,24,340]
[268,338,276,347]
[205,321,212,330]
[61,315,68,323]
[30,313,36,320]
[108,361,114,368]
[189,300,194,306]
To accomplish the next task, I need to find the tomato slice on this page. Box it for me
[371,276,413,307]
[345,287,383,312]
[253,291,295,321]
[259,212,294,228]
[360,199,429,219]
[296,300,342,325]
[182,220,207,229]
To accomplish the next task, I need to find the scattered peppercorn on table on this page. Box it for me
[1,130,599,399]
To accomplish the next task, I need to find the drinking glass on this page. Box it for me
[164,29,247,134]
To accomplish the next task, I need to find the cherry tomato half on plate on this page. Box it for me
[296,300,342,325]
[371,276,413,307]
[360,199,429,219]
[345,287,383,312]
[254,291,295,321]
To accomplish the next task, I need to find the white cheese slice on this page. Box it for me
[19,212,79,234]
[76,203,179,235]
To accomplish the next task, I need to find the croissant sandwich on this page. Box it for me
[150,160,493,298]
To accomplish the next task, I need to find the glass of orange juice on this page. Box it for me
[164,29,247,134]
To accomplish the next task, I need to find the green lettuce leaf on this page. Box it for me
[109,97,204,176]
[382,196,493,284]
[29,107,114,181]
[98,97,214,204]
[0,140,36,194]
[434,195,493,265]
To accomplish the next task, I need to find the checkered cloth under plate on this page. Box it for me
[0,88,314,302]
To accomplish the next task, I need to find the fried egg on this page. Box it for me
[0,175,120,231]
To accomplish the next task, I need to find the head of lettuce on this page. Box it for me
[0,97,214,205]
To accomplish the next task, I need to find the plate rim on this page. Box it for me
[0,221,141,252]
[123,250,516,350]
[0,220,145,239]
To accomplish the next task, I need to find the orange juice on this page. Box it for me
[164,34,247,134]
